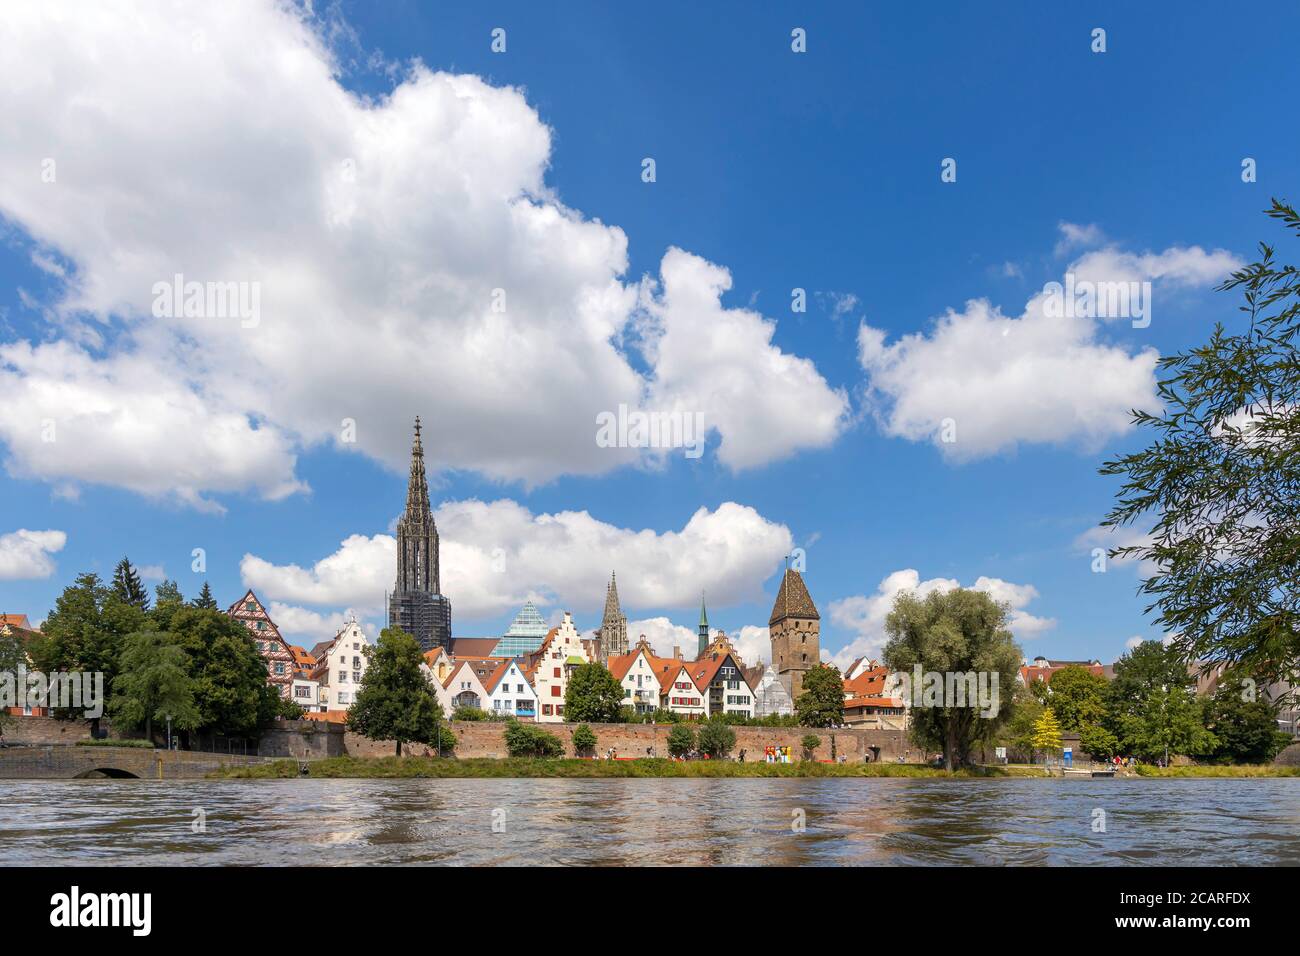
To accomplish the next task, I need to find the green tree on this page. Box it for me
[650,707,680,724]
[0,625,25,738]
[564,662,625,723]
[1100,200,1300,678]
[270,695,306,720]
[1116,683,1217,764]
[347,627,444,756]
[109,631,199,743]
[571,723,597,757]
[149,580,186,632]
[1078,722,1120,762]
[1000,684,1045,760]
[1204,681,1291,764]
[503,719,564,758]
[1104,639,1200,760]
[111,557,151,611]
[1032,707,1063,762]
[192,582,219,610]
[697,718,736,759]
[801,733,822,760]
[666,723,696,757]
[1045,665,1110,732]
[32,572,146,729]
[882,587,1022,770]
[165,606,280,738]
[794,663,845,727]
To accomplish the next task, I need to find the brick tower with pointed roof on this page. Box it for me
[598,571,628,663]
[769,567,820,700]
[387,417,452,652]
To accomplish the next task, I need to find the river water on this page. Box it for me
[1,777,1297,866]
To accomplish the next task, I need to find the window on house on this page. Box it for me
[551,685,561,697]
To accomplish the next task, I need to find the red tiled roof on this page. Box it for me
[843,666,890,698]
[448,637,501,658]
[1020,662,1106,685]
[844,697,903,710]
[607,651,640,682]
[480,659,512,695]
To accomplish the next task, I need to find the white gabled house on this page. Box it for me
[654,659,707,719]
[484,658,538,721]
[443,660,491,713]
[311,619,371,712]
[608,642,665,716]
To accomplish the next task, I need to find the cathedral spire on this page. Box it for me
[390,416,452,652]
[598,570,628,662]
[404,416,431,519]
[395,417,440,595]
[602,571,622,624]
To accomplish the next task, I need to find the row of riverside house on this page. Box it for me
[416,611,768,724]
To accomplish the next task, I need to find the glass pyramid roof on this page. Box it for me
[504,601,548,639]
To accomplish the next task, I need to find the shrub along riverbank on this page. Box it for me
[211,756,1023,779]
[1132,763,1300,778]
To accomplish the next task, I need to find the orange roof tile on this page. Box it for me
[844,697,903,710]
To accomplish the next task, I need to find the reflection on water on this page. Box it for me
[1,777,1297,866]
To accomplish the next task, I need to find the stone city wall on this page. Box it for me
[346,721,913,762]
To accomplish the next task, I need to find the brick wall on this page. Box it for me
[346,721,913,762]
[0,715,94,745]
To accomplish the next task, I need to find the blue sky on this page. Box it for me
[0,1,1295,667]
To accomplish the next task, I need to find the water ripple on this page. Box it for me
[0,777,1297,866]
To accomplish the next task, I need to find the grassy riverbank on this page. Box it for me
[212,756,1022,779]
[1133,764,1300,778]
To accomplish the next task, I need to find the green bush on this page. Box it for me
[452,706,489,722]
[571,723,597,757]
[667,723,696,757]
[801,734,822,759]
[503,719,564,758]
[76,738,155,748]
[697,719,736,759]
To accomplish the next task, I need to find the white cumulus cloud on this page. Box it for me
[242,499,794,628]
[0,0,844,505]
[857,236,1240,461]
[0,528,66,580]
[826,568,1055,669]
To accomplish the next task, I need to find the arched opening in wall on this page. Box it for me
[74,767,140,779]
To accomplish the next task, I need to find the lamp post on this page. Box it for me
[166,713,173,751]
